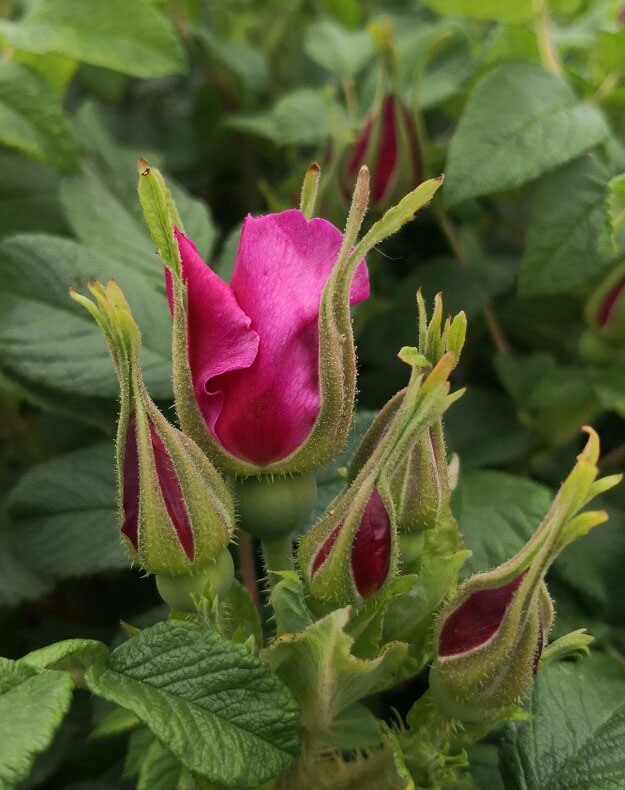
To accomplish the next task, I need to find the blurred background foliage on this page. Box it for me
[1,0,625,786]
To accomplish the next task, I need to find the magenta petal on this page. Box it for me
[311,522,342,577]
[149,421,194,560]
[351,488,391,597]
[207,209,369,464]
[597,276,625,327]
[122,413,195,559]
[439,573,527,657]
[169,229,260,442]
[122,414,140,550]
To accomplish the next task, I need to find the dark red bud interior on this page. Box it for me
[121,414,140,550]
[351,488,391,597]
[122,414,194,559]
[439,572,527,656]
[310,488,391,597]
[597,277,625,327]
[373,95,398,205]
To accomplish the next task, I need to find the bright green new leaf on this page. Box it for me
[444,63,609,205]
[0,62,77,171]
[262,608,406,734]
[0,658,73,789]
[0,0,185,78]
[85,621,300,789]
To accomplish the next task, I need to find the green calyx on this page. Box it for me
[155,548,235,612]
[70,281,235,577]
[233,472,318,539]
[137,160,444,479]
[430,427,622,722]
[298,350,463,607]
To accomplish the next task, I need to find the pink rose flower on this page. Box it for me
[167,209,369,466]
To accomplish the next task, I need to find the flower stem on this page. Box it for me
[533,0,562,77]
[236,528,262,613]
[261,535,295,588]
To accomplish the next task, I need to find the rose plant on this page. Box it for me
[1,157,619,790]
[2,2,625,789]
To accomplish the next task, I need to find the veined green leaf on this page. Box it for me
[85,621,300,789]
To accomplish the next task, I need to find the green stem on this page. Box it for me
[261,535,295,587]
[533,0,562,77]
[236,528,262,614]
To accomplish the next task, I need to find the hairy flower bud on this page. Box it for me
[349,293,466,532]
[429,427,621,722]
[299,348,463,606]
[70,281,235,578]
[343,93,422,211]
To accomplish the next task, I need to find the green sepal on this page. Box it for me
[538,629,594,669]
[298,351,461,606]
[300,162,321,219]
[349,294,465,533]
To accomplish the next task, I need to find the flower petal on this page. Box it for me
[122,413,195,559]
[209,209,369,464]
[168,230,260,442]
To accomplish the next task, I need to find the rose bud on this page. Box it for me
[349,292,466,532]
[70,282,235,607]
[136,161,443,541]
[584,262,625,342]
[429,427,621,723]
[343,92,422,212]
[298,348,463,606]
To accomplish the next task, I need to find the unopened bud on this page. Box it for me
[70,282,235,579]
[430,427,621,722]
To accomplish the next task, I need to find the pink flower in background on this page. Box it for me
[167,209,369,466]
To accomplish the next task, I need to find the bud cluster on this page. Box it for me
[70,156,620,737]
